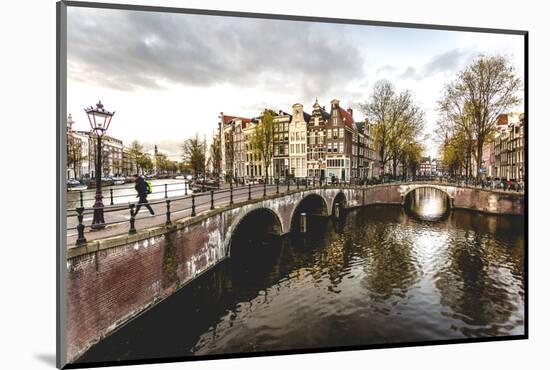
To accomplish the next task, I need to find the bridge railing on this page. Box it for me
[66,176,524,247]
[67,176,345,247]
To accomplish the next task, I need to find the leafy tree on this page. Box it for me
[182,134,207,178]
[209,136,222,179]
[438,55,522,179]
[67,136,87,179]
[139,154,154,173]
[128,140,145,174]
[252,109,276,178]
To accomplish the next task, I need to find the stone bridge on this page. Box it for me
[64,183,524,363]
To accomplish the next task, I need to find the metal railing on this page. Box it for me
[67,176,524,247]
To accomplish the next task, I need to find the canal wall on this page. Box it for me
[65,184,523,362]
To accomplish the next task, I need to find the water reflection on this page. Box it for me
[405,187,450,221]
[77,205,525,364]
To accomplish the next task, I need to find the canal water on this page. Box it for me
[77,188,525,364]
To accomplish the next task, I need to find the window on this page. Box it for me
[339,128,344,138]
[339,143,344,153]
[333,117,338,126]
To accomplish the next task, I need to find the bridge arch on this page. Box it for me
[225,206,284,257]
[330,192,347,215]
[402,185,453,205]
[289,193,329,232]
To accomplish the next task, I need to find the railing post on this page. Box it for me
[210,190,215,210]
[79,190,84,207]
[76,207,87,246]
[165,199,172,225]
[164,183,168,198]
[110,188,114,206]
[248,183,252,200]
[129,204,137,234]
[191,194,196,216]
[230,183,234,205]
[184,180,188,195]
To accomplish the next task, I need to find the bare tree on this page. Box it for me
[361,80,425,177]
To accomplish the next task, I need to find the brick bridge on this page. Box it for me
[64,182,524,363]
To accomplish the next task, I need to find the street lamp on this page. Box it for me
[85,100,115,229]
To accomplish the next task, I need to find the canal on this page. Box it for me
[76,188,525,364]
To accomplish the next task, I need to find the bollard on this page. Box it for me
[297,179,300,189]
[79,190,84,208]
[191,194,196,217]
[287,178,290,192]
[165,199,172,225]
[263,181,267,197]
[248,183,252,200]
[300,212,307,233]
[129,204,137,234]
[76,207,87,246]
[334,202,340,219]
[184,180,188,195]
[210,190,215,210]
[110,188,114,206]
[164,183,168,198]
[230,183,234,205]
[276,178,279,194]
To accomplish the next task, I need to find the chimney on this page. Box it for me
[347,108,353,118]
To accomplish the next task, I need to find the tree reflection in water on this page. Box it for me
[77,190,525,364]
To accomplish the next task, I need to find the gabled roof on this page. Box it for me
[338,107,354,128]
[222,115,251,125]
[290,110,312,123]
[320,108,330,120]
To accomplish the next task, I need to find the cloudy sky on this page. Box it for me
[67,6,525,159]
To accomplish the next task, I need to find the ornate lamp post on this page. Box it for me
[85,101,115,229]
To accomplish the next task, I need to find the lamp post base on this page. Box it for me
[91,194,106,230]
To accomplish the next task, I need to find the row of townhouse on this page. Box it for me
[483,112,525,181]
[218,98,380,182]
[66,114,157,179]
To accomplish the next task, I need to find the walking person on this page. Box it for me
[134,174,155,216]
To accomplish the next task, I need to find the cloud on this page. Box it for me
[398,48,473,80]
[376,65,398,75]
[67,8,366,96]
[399,66,417,79]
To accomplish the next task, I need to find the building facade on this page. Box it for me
[288,103,310,178]
[307,99,330,179]
[273,110,291,178]
[326,99,354,181]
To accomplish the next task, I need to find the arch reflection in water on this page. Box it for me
[405,187,450,221]
[76,206,524,364]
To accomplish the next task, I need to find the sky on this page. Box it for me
[67,7,525,160]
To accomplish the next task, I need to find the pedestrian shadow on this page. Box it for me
[34,353,56,367]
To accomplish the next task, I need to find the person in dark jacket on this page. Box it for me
[134,174,155,216]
